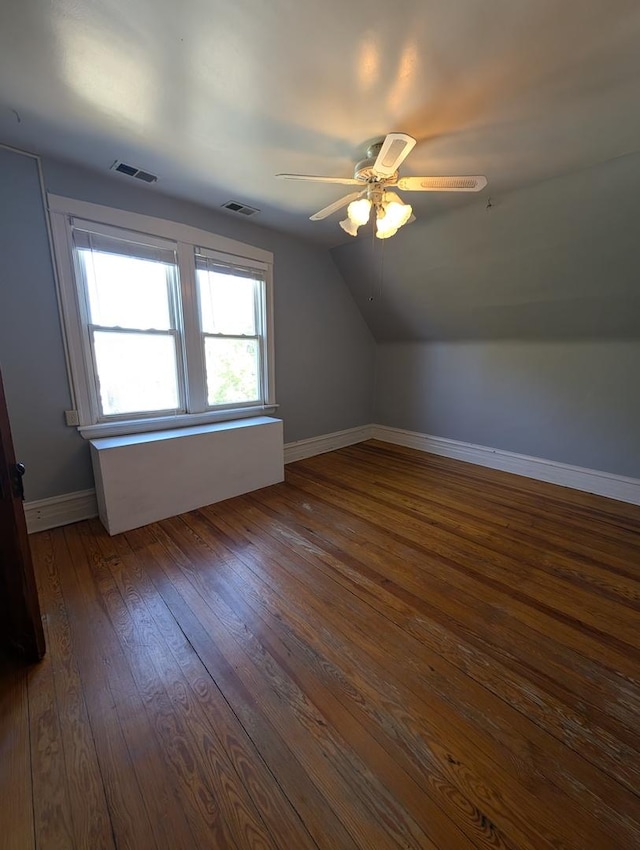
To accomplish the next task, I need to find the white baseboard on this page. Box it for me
[23,423,640,533]
[24,425,371,534]
[371,425,640,506]
[23,425,370,533]
[284,425,373,464]
[24,489,98,534]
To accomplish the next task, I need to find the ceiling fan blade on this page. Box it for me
[372,133,416,178]
[276,173,361,185]
[397,175,488,192]
[309,191,366,221]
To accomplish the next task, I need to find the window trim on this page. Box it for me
[48,195,276,438]
[72,224,187,421]
[195,247,267,411]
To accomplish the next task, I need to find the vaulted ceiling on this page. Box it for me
[1,0,639,339]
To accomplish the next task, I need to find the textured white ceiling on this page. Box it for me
[1,0,640,246]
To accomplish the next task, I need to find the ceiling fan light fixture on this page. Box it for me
[383,199,413,229]
[347,197,372,226]
[375,222,398,239]
[339,216,360,236]
[375,195,412,238]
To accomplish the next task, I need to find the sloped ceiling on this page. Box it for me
[332,151,640,340]
[1,0,639,340]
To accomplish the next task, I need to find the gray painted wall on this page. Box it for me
[0,148,87,499]
[0,148,374,500]
[2,146,638,499]
[334,151,640,482]
[375,340,640,478]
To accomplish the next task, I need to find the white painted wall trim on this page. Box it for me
[25,424,370,533]
[47,194,273,264]
[24,489,98,534]
[24,422,640,533]
[284,425,374,464]
[371,425,640,506]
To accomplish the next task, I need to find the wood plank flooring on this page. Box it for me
[2,440,640,849]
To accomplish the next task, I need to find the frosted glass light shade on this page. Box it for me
[339,217,359,236]
[347,198,372,226]
[383,201,412,228]
[375,220,398,238]
[375,199,412,238]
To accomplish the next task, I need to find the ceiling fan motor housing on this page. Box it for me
[366,183,385,205]
[354,157,397,183]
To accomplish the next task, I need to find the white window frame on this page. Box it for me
[48,195,276,439]
[72,220,187,422]
[195,247,268,412]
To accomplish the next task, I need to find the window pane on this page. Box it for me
[204,338,259,406]
[80,249,175,330]
[93,331,180,415]
[197,270,256,335]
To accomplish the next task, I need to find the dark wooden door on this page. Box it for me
[0,368,45,662]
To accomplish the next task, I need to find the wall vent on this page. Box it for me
[110,161,158,183]
[222,200,260,217]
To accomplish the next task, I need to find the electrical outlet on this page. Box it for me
[64,409,79,427]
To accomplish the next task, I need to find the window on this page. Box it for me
[74,225,184,418]
[49,197,275,437]
[196,251,264,408]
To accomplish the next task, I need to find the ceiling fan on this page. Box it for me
[277,133,487,238]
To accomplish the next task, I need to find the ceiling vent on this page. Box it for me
[222,201,260,217]
[110,161,158,183]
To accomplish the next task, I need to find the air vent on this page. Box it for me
[110,161,158,183]
[222,201,260,217]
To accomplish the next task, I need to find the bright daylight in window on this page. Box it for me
[79,242,183,416]
[49,198,274,435]
[196,257,262,408]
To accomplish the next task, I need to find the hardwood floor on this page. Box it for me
[2,439,640,849]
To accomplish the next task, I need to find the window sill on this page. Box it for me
[78,405,279,440]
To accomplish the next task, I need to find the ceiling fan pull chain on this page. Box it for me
[368,219,376,301]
